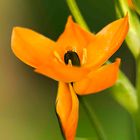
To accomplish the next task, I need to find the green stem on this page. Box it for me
[80,97,107,140]
[133,54,140,140]
[136,54,140,109]
[66,0,89,30]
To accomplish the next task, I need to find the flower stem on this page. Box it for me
[133,54,140,140]
[66,0,89,31]
[80,97,107,140]
[136,54,140,110]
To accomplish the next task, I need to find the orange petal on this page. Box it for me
[73,59,120,95]
[11,27,56,68]
[35,59,90,82]
[56,82,79,140]
[86,15,128,67]
[55,16,95,60]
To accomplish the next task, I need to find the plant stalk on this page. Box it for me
[133,53,140,140]
[80,97,107,140]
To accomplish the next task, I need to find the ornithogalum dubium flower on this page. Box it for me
[11,15,129,140]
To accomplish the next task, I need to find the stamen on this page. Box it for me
[72,47,77,52]
[68,59,72,66]
[81,48,87,65]
[54,51,64,64]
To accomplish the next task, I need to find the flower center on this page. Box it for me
[64,51,81,66]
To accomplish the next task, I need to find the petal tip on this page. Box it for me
[12,27,25,36]
[11,27,25,45]
[67,15,74,26]
[125,12,129,18]
[115,58,121,66]
[68,15,73,20]
[11,27,18,49]
[124,13,129,28]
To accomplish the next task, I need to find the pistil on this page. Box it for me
[64,51,81,66]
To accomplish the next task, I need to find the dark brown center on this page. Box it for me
[64,51,81,66]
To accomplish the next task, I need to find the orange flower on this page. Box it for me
[11,15,129,140]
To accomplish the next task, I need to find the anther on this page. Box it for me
[54,51,64,64]
[72,47,77,52]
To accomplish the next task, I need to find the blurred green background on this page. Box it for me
[0,0,136,140]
